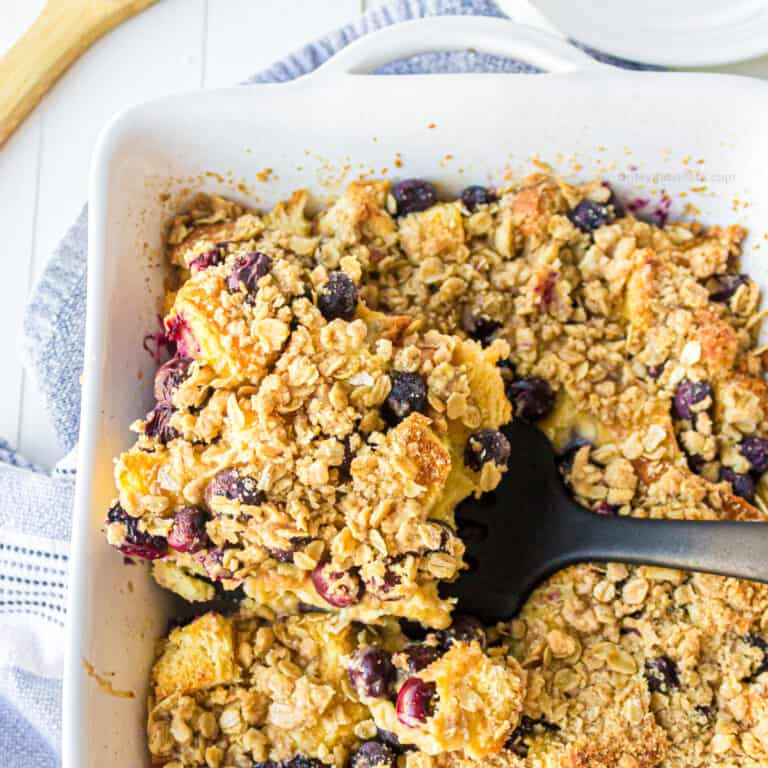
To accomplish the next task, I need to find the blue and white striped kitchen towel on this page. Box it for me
[0,1,651,764]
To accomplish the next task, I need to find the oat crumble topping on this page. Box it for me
[104,175,768,767]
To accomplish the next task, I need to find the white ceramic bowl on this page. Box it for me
[64,16,768,767]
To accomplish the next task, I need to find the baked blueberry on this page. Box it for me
[349,742,397,768]
[153,356,192,403]
[464,429,511,472]
[167,506,210,553]
[317,271,358,321]
[106,503,167,560]
[710,273,748,303]
[740,436,768,475]
[347,646,395,698]
[460,307,502,347]
[506,376,555,421]
[311,561,363,607]
[144,403,179,444]
[399,644,444,673]
[436,614,487,649]
[392,179,437,215]
[396,677,437,727]
[266,536,313,564]
[644,656,680,694]
[225,251,271,294]
[460,185,497,211]
[189,247,223,273]
[672,379,713,420]
[567,199,615,233]
[594,501,619,516]
[719,467,756,503]
[204,468,265,508]
[382,371,428,426]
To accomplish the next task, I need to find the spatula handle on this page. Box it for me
[0,0,156,149]
[573,510,768,583]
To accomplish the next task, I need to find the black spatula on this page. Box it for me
[444,419,768,623]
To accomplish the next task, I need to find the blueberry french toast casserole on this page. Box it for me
[105,174,768,767]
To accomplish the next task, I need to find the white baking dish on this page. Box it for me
[64,16,768,767]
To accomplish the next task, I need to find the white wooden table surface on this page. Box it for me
[2,0,768,471]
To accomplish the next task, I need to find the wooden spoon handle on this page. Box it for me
[0,0,156,149]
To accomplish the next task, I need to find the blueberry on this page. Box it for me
[317,271,358,321]
[283,757,330,768]
[392,179,437,216]
[106,503,167,560]
[719,467,756,503]
[204,468,265,509]
[189,247,223,273]
[686,453,706,475]
[382,371,428,426]
[167,506,210,553]
[594,501,619,516]
[710,273,749,303]
[460,185,497,212]
[647,363,665,380]
[165,314,198,358]
[497,358,516,387]
[506,376,555,421]
[505,716,560,757]
[311,561,363,607]
[337,437,354,482]
[349,742,397,768]
[376,729,410,753]
[154,356,192,403]
[396,677,437,727]
[144,403,179,444]
[741,436,768,474]
[644,656,680,693]
[266,536,313,564]
[567,199,615,233]
[460,307,502,347]
[225,252,271,294]
[743,634,768,682]
[399,644,444,673]
[436,614,487,650]
[672,379,713,420]
[464,429,511,472]
[364,559,403,600]
[347,646,395,699]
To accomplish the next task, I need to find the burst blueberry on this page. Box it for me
[506,376,555,421]
[710,273,749,303]
[347,646,395,699]
[204,468,265,509]
[349,742,397,768]
[225,251,271,294]
[154,356,192,403]
[188,247,223,273]
[399,644,444,673]
[464,429,511,472]
[460,307,502,346]
[167,506,210,553]
[106,503,167,560]
[382,371,428,426]
[311,561,363,607]
[672,379,713,420]
[740,436,768,474]
[644,656,680,693]
[317,271,358,321]
[460,185,497,211]
[144,403,179,444]
[392,179,437,215]
[719,467,756,503]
